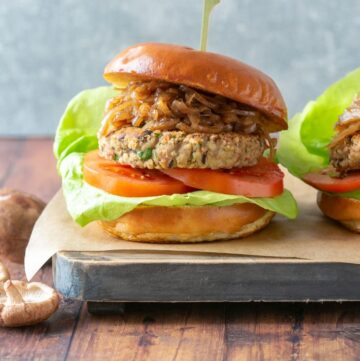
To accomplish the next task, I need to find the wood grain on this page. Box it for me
[300,304,360,361]
[66,303,360,361]
[0,138,81,361]
[0,138,60,201]
[67,303,227,361]
[1,138,360,361]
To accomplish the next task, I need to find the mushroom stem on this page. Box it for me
[0,261,10,283]
[4,281,24,305]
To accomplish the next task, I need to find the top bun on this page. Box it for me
[104,43,287,132]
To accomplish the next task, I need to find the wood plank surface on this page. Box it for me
[0,138,82,361]
[1,138,360,361]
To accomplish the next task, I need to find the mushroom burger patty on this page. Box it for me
[98,127,266,170]
[331,133,360,172]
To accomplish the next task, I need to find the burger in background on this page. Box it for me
[303,95,360,232]
[278,67,360,232]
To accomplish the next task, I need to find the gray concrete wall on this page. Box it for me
[1,0,359,135]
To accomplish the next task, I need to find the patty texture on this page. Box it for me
[98,127,265,169]
[331,133,360,172]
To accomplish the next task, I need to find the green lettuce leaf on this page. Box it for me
[278,67,360,200]
[55,86,298,225]
[301,67,360,159]
[54,87,118,163]
[61,152,298,226]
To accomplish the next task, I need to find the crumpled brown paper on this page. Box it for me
[25,172,359,280]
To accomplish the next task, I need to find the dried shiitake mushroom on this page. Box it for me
[0,189,45,263]
[0,280,60,327]
[0,261,60,327]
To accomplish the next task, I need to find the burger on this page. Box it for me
[55,43,298,243]
[304,95,360,232]
[278,67,360,233]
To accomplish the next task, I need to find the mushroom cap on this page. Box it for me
[0,189,45,264]
[0,280,60,327]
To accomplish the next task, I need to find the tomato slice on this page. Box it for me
[83,150,192,197]
[161,158,284,197]
[303,170,360,193]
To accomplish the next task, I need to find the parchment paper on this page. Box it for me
[25,172,359,280]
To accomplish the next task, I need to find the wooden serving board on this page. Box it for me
[53,251,360,304]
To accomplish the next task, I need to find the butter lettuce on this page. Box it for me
[55,87,298,226]
[278,67,360,200]
[54,87,118,162]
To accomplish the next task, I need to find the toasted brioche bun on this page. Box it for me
[317,191,360,233]
[104,43,287,132]
[99,203,275,243]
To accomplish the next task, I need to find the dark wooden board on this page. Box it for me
[53,251,360,302]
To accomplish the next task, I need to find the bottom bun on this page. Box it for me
[317,191,360,233]
[99,203,275,243]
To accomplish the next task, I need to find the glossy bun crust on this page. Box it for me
[104,43,287,132]
[99,204,275,243]
[317,191,360,233]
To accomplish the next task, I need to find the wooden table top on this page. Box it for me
[1,138,360,361]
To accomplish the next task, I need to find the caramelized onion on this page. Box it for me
[99,80,271,137]
[337,94,360,129]
[143,119,178,131]
[330,94,360,149]
[263,130,276,162]
[329,122,360,149]
[176,122,224,134]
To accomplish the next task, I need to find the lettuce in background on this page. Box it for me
[278,67,360,199]
[55,86,298,226]
[277,110,326,177]
[301,67,360,159]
